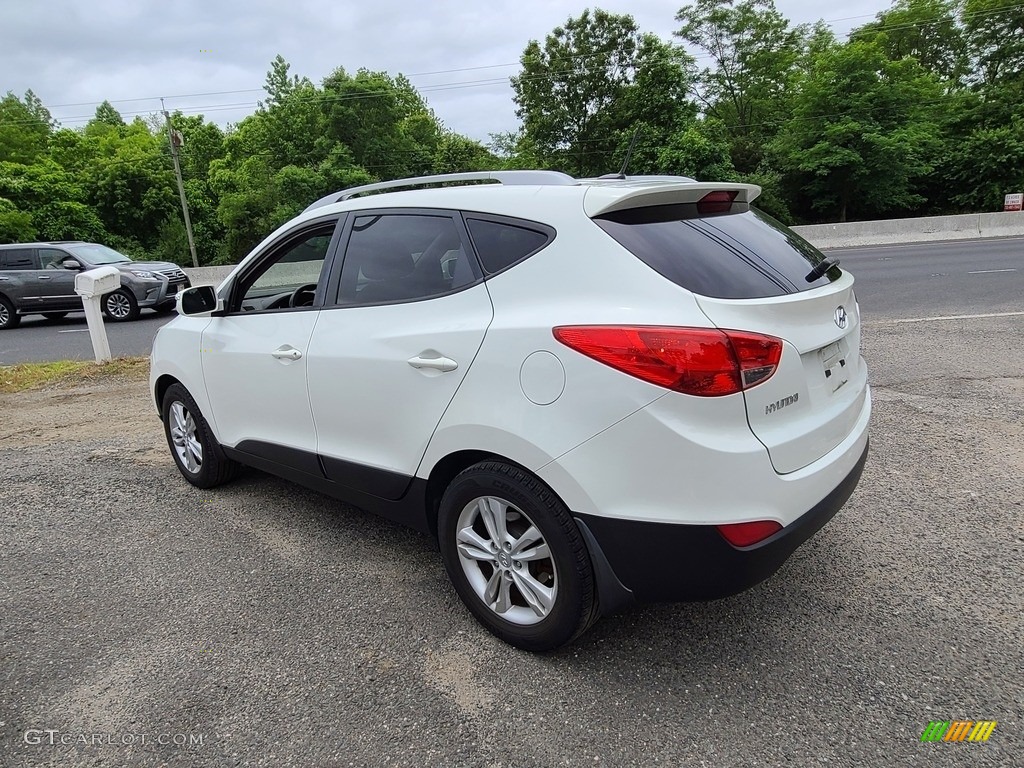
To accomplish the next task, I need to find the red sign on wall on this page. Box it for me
[1005,193,1023,212]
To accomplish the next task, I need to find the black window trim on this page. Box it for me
[222,214,346,316]
[460,211,556,278]
[323,207,485,309]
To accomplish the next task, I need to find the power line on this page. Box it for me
[12,2,1019,129]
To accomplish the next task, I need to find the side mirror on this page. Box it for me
[178,285,224,316]
[62,259,82,270]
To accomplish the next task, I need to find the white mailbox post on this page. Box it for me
[74,266,121,363]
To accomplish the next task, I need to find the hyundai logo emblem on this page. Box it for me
[834,305,848,329]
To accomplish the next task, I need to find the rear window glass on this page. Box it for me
[594,205,840,299]
[0,249,35,269]
[466,217,552,274]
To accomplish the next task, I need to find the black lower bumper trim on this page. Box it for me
[575,440,869,603]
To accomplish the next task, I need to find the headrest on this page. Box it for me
[356,240,415,281]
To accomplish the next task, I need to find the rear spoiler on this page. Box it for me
[583,182,762,218]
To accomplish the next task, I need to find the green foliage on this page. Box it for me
[433,133,499,174]
[771,39,944,221]
[675,0,806,173]
[657,120,737,181]
[852,0,967,83]
[2,16,1023,258]
[512,10,696,176]
[32,200,107,241]
[0,197,36,241]
[0,91,53,164]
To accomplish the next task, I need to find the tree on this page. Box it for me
[433,133,499,174]
[675,0,806,173]
[963,0,1024,88]
[0,91,54,164]
[512,10,650,176]
[772,39,944,221]
[321,68,440,179]
[0,197,36,242]
[852,0,967,84]
[81,119,178,249]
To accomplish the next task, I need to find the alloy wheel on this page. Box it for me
[169,400,203,473]
[106,292,132,319]
[455,496,558,625]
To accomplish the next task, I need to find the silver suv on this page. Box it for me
[0,241,191,329]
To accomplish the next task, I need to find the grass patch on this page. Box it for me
[0,356,149,394]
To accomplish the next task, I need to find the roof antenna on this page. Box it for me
[600,129,640,180]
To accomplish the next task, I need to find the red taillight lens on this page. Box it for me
[716,520,782,547]
[697,190,738,215]
[552,326,782,396]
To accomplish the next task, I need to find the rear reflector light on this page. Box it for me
[716,520,782,547]
[697,190,738,215]
[552,326,782,396]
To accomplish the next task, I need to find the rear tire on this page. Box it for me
[102,289,140,322]
[0,296,19,329]
[161,383,240,488]
[438,461,597,651]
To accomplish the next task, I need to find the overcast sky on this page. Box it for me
[2,0,891,144]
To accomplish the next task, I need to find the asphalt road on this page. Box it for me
[1,306,1021,766]
[832,236,1023,319]
[1,236,1020,365]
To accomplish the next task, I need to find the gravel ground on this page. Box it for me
[0,315,1021,767]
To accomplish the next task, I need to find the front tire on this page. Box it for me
[0,296,19,329]
[102,289,140,322]
[438,461,597,651]
[161,383,240,488]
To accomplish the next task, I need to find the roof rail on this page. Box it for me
[579,174,697,184]
[303,170,577,213]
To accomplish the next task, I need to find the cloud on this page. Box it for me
[1,0,889,141]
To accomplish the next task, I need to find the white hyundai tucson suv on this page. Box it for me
[150,171,870,651]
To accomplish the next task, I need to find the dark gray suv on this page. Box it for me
[0,241,190,329]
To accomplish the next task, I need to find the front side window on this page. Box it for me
[337,214,478,305]
[38,248,71,269]
[233,224,336,312]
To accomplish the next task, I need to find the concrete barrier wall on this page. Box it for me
[183,210,1024,284]
[183,265,237,286]
[792,210,1024,250]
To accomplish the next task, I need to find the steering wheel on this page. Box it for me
[289,283,318,308]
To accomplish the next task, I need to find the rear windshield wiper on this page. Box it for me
[805,256,839,283]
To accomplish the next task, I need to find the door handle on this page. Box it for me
[407,355,458,372]
[38,275,52,280]
[271,346,302,361]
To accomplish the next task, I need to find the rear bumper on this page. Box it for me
[576,439,869,605]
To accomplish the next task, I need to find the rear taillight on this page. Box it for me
[552,326,782,397]
[716,520,782,547]
[697,190,738,215]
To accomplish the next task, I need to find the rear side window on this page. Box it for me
[465,217,553,274]
[0,249,36,269]
[595,205,840,299]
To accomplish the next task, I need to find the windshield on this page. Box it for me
[65,243,132,265]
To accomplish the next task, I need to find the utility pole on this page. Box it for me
[161,98,199,268]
